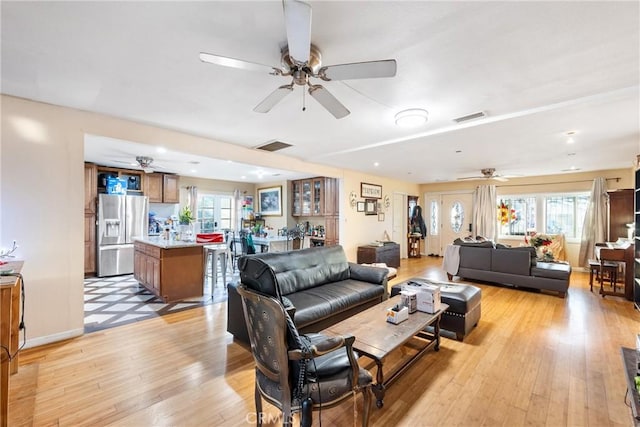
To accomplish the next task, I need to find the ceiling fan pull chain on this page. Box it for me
[302,87,306,112]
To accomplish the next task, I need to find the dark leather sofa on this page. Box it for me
[227,245,389,344]
[450,242,571,298]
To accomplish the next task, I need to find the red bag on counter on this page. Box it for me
[196,233,224,243]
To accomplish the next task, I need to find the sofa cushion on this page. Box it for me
[491,248,532,275]
[285,279,384,327]
[505,246,537,266]
[454,238,495,248]
[459,246,492,270]
[531,262,571,280]
[241,245,351,296]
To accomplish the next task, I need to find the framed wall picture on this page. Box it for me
[361,182,382,199]
[356,201,365,212]
[365,198,378,215]
[257,186,282,216]
[378,212,385,222]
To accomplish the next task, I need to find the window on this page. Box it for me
[497,192,589,240]
[430,200,439,235]
[498,196,536,236]
[545,194,589,238]
[450,201,464,233]
[197,194,233,232]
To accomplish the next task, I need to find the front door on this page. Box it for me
[439,193,474,255]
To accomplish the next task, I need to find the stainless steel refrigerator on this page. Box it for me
[97,194,148,277]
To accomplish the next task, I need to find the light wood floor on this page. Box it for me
[10,257,640,426]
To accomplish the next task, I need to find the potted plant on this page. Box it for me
[179,206,194,225]
[178,206,195,240]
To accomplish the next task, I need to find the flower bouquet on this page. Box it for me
[497,200,518,226]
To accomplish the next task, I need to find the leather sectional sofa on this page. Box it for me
[448,242,571,298]
[227,245,389,344]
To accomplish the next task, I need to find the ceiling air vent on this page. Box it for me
[255,140,292,152]
[453,111,487,123]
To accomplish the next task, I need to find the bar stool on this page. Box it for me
[204,244,229,288]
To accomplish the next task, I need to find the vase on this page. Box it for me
[179,223,193,241]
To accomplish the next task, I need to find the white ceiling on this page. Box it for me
[2,1,639,183]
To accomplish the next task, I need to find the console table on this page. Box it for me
[0,260,23,427]
[357,243,400,268]
[621,347,640,426]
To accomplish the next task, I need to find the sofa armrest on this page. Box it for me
[349,262,388,285]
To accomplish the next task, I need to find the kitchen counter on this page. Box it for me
[133,239,205,302]
[133,236,208,249]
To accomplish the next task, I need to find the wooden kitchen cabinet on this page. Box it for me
[84,163,97,213]
[84,163,97,275]
[291,177,336,217]
[96,166,143,194]
[163,174,179,203]
[144,173,163,202]
[84,214,96,274]
[291,176,339,245]
[144,173,179,203]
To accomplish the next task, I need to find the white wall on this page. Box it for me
[341,171,420,261]
[1,95,419,347]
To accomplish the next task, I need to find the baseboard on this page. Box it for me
[23,328,84,349]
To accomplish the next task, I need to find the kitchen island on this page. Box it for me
[133,237,206,303]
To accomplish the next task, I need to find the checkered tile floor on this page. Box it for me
[84,274,230,333]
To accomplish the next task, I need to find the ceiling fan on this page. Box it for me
[199,0,397,119]
[135,156,156,173]
[112,156,164,173]
[458,168,511,182]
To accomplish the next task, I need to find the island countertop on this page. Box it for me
[132,236,220,249]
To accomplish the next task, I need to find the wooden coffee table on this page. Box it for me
[324,296,448,408]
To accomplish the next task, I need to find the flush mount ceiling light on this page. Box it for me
[566,131,576,144]
[395,108,429,127]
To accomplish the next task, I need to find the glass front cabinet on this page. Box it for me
[292,177,328,217]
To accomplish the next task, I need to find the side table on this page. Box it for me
[357,243,400,268]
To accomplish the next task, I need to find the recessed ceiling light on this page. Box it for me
[241,175,247,180]
[374,162,379,167]
[156,147,167,154]
[190,169,197,173]
[395,109,429,127]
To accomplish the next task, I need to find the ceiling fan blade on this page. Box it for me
[493,176,509,182]
[283,0,312,64]
[319,59,397,81]
[253,84,294,113]
[308,84,350,119]
[199,52,279,74]
[457,176,483,181]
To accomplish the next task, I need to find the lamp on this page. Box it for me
[395,108,428,127]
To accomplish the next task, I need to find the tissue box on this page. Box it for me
[386,305,408,324]
[403,281,441,314]
[400,290,417,314]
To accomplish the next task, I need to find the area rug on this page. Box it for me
[84,274,228,333]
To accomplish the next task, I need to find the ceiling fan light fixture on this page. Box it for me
[395,109,428,127]
[135,156,154,168]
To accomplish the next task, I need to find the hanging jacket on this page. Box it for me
[411,205,427,239]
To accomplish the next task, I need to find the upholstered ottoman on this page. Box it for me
[391,279,481,341]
